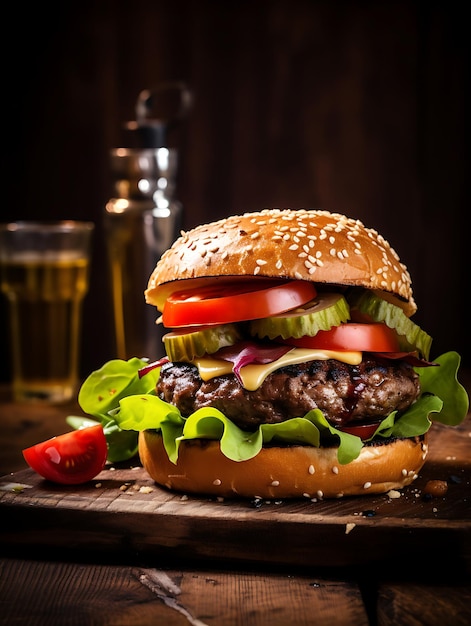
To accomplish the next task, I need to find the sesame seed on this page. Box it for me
[271,480,280,487]
[213,479,222,486]
[316,490,324,499]
[308,465,315,475]
[332,466,339,474]
[256,259,267,265]
[363,482,372,489]
[401,468,407,476]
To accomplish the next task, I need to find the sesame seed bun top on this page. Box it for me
[145,208,416,315]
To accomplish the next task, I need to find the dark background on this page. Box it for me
[1,0,469,383]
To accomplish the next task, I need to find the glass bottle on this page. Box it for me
[104,83,191,360]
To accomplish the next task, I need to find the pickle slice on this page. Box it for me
[249,293,350,340]
[347,289,432,359]
[163,323,242,362]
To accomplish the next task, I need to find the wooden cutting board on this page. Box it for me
[1,417,470,576]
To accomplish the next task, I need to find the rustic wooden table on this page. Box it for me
[0,376,470,626]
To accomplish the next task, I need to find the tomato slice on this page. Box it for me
[280,322,400,352]
[23,424,107,485]
[338,422,381,440]
[162,279,317,327]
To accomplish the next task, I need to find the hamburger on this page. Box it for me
[81,209,468,499]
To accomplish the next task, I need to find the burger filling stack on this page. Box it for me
[79,209,468,499]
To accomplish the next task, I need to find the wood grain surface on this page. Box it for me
[377,583,471,626]
[0,559,371,626]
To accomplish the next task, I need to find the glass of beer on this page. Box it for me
[0,221,94,403]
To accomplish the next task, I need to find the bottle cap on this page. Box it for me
[120,82,192,149]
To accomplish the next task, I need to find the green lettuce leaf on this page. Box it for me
[78,357,160,416]
[414,351,469,425]
[67,357,161,462]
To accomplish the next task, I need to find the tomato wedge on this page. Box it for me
[281,322,400,352]
[338,422,381,440]
[162,279,317,327]
[23,424,107,485]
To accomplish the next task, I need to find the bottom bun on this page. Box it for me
[139,431,428,499]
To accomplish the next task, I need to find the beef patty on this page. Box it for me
[157,357,421,429]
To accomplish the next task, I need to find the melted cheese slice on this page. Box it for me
[194,348,362,391]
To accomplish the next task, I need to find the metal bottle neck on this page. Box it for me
[108,147,178,203]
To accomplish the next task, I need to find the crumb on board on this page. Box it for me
[423,480,448,498]
[139,486,154,494]
[0,482,33,493]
